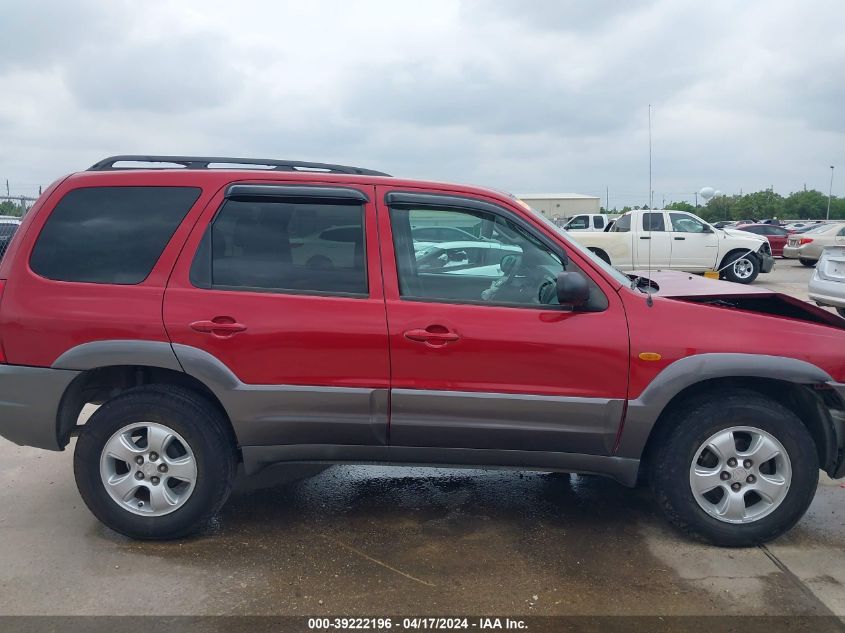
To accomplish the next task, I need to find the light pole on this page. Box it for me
[827,166,834,220]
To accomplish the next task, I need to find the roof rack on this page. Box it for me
[88,155,391,177]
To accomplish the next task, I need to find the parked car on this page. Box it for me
[414,240,521,276]
[569,209,774,284]
[0,217,21,260]
[783,222,845,266]
[562,213,610,232]
[734,223,793,257]
[411,226,483,243]
[809,246,845,318]
[0,155,842,547]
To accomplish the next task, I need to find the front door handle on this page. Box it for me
[639,236,651,240]
[190,318,247,337]
[674,236,686,240]
[404,327,460,346]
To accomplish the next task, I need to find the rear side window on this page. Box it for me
[594,216,605,229]
[192,198,367,296]
[642,212,665,231]
[30,186,200,284]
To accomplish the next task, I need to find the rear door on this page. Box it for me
[377,187,630,456]
[163,182,390,448]
[667,212,720,270]
[635,212,672,268]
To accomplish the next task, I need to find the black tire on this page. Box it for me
[650,390,819,547]
[799,258,817,267]
[74,385,237,540]
[721,252,760,284]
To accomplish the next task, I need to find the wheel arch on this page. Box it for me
[718,247,761,271]
[53,341,236,451]
[618,353,841,477]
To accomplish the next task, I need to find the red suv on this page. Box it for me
[0,155,843,546]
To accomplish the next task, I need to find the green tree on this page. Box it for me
[0,200,23,217]
[783,189,828,220]
[665,201,695,212]
[732,190,784,220]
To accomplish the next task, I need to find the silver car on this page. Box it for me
[809,246,845,318]
[783,222,845,266]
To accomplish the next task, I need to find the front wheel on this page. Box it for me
[650,390,818,546]
[74,385,237,540]
[721,252,760,284]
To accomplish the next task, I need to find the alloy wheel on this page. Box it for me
[99,422,197,516]
[689,426,791,524]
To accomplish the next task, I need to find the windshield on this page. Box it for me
[523,204,631,287]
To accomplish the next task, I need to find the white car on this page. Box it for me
[809,246,845,318]
[415,240,522,276]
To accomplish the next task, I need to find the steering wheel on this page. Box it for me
[483,255,558,305]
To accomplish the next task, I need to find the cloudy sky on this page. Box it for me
[2,0,842,207]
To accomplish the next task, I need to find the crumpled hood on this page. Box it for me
[630,270,845,329]
[630,270,771,297]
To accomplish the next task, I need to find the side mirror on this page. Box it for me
[555,271,590,308]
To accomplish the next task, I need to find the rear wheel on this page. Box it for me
[650,391,818,546]
[74,385,237,540]
[799,258,816,267]
[722,252,760,284]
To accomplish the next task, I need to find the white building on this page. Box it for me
[517,193,601,220]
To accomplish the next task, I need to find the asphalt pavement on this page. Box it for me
[0,259,843,625]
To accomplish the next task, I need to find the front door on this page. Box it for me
[164,182,390,447]
[378,188,630,456]
[667,211,720,270]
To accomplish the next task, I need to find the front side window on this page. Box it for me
[31,186,200,284]
[670,212,709,234]
[390,204,606,309]
[196,198,367,295]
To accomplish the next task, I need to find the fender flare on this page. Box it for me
[616,353,833,459]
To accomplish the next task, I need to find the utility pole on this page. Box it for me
[606,186,609,212]
[827,166,835,220]
[5,180,8,197]
[694,191,698,207]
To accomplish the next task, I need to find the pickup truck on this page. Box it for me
[569,209,774,284]
[562,213,611,232]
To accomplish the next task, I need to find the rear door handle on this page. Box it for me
[190,318,247,337]
[640,236,651,240]
[674,236,686,240]
[404,327,460,346]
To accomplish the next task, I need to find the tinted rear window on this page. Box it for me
[30,186,200,284]
[191,198,368,296]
